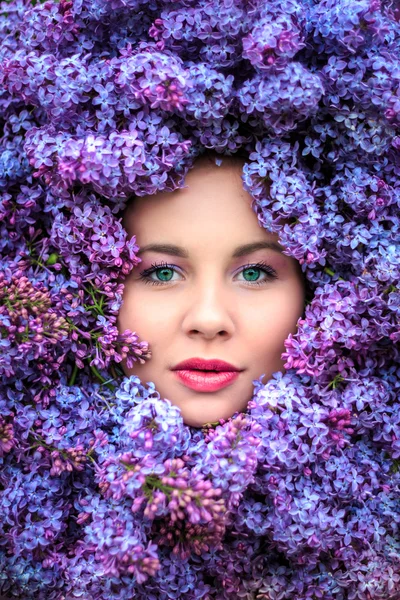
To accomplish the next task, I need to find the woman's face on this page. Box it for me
[117,156,305,427]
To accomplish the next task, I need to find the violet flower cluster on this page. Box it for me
[0,0,400,598]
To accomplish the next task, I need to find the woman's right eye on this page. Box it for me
[138,261,180,286]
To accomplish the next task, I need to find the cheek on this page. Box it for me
[118,285,175,339]
[245,284,304,349]
[118,285,147,333]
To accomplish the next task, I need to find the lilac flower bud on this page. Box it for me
[0,415,15,456]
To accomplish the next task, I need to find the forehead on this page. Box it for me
[122,157,254,236]
[121,160,303,278]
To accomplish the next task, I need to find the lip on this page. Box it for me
[173,369,241,392]
[171,357,241,372]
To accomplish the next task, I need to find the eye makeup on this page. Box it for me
[138,259,278,287]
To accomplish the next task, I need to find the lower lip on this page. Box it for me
[172,370,240,392]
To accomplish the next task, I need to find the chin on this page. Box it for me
[181,409,239,429]
[181,412,217,428]
[182,415,212,428]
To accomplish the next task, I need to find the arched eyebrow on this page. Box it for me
[137,241,284,258]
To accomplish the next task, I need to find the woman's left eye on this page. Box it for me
[138,260,278,286]
[238,261,278,285]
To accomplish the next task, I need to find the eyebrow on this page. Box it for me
[137,241,284,258]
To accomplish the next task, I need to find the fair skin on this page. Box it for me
[117,154,305,428]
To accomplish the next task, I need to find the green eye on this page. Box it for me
[139,260,278,287]
[243,267,262,282]
[239,261,278,285]
[139,261,178,286]
[156,267,174,282]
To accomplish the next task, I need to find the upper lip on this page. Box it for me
[171,358,242,372]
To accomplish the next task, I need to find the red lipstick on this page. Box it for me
[171,358,243,392]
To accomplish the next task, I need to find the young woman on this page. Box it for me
[117,151,306,427]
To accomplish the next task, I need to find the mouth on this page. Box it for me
[172,369,241,392]
[171,357,242,373]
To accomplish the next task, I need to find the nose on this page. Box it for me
[181,274,235,341]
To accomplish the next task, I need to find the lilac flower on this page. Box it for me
[116,44,190,113]
[84,501,160,581]
[242,3,307,73]
[118,397,191,460]
[193,413,262,509]
[0,271,70,395]
[238,63,324,135]
[181,62,235,126]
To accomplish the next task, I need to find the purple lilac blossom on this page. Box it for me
[0,0,400,598]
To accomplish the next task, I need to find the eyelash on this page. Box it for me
[138,260,278,287]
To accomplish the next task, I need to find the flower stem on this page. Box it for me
[68,363,79,386]
[89,364,115,391]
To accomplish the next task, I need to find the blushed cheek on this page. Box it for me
[250,289,304,363]
[119,290,176,348]
[118,286,150,329]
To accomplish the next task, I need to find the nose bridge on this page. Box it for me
[192,265,228,307]
[183,265,234,336]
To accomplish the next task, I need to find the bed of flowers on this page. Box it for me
[0,0,400,597]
